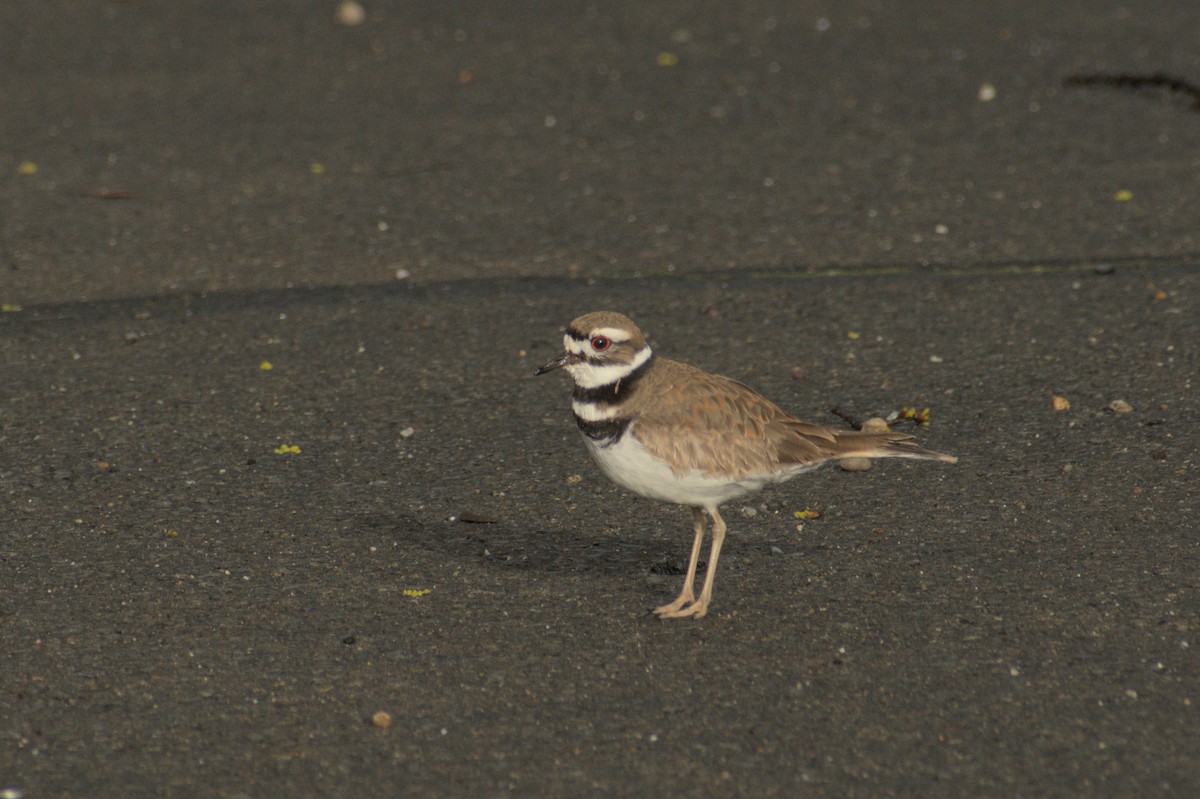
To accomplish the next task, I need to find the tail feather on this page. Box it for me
[830,430,958,464]
[773,419,957,466]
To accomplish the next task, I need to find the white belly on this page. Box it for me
[583,431,773,508]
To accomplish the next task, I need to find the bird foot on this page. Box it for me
[653,593,693,615]
[653,597,708,619]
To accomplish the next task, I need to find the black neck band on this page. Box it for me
[572,352,654,405]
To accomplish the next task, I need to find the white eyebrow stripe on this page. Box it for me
[564,328,632,355]
[572,400,622,421]
[588,327,632,342]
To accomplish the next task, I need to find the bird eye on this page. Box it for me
[591,336,611,351]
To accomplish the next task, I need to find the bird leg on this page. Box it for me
[653,507,706,616]
[657,507,726,619]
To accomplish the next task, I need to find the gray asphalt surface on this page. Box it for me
[3,1,1199,797]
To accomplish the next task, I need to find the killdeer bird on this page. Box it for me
[536,311,957,619]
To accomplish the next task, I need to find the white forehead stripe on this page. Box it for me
[567,345,652,389]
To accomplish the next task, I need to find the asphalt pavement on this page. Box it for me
[2,1,1199,797]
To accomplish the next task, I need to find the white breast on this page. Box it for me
[582,428,770,508]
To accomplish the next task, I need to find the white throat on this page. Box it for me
[566,345,652,389]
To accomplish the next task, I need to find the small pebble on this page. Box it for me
[978,82,997,102]
[371,710,393,729]
[399,426,416,438]
[1052,395,1071,412]
[861,417,890,433]
[739,506,758,518]
[1108,399,1133,413]
[839,457,872,472]
[1093,263,1115,275]
[335,1,366,26]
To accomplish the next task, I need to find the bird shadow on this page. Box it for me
[345,512,701,577]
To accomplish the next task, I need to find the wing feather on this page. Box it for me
[630,359,956,479]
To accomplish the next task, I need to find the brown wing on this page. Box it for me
[630,360,825,478]
[631,359,956,478]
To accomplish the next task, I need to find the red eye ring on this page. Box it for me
[590,335,611,351]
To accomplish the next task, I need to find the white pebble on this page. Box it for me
[335,1,366,26]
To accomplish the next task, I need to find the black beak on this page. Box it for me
[534,353,573,375]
